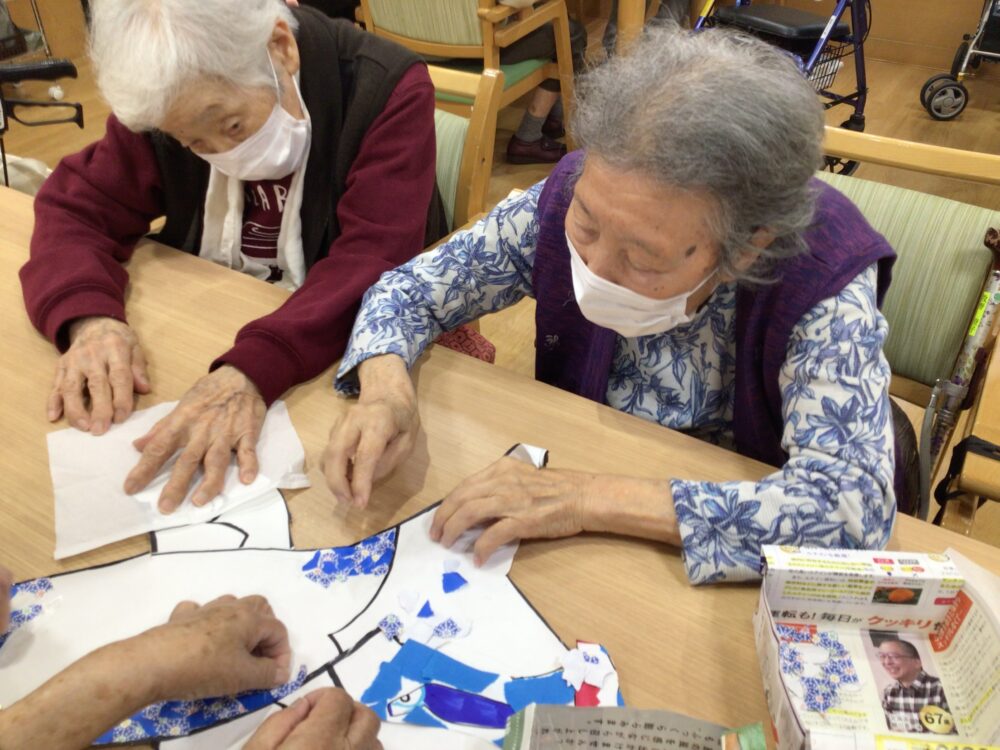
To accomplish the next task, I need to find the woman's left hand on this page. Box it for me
[430,458,683,564]
[124,365,266,513]
[430,457,597,565]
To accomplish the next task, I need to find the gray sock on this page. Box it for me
[551,98,563,122]
[515,112,545,143]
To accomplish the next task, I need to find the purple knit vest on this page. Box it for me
[533,150,896,469]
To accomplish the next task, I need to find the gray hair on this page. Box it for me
[89,0,297,131]
[571,25,825,283]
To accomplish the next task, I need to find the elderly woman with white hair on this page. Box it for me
[326,27,904,585]
[20,0,444,512]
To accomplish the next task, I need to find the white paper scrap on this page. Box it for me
[48,400,309,559]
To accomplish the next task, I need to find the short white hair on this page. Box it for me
[89,0,297,131]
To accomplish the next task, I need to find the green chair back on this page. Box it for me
[816,171,999,387]
[366,0,484,45]
[434,108,471,231]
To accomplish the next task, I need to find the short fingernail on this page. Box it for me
[274,665,291,686]
[76,419,89,430]
[158,500,173,514]
[240,470,254,483]
[46,409,57,421]
[114,409,125,422]
[192,492,207,506]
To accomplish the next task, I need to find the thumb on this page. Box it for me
[244,698,311,750]
[131,345,152,393]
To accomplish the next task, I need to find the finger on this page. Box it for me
[346,702,382,749]
[373,433,414,484]
[473,518,522,566]
[61,368,90,431]
[168,600,199,621]
[349,427,394,509]
[242,616,291,688]
[204,594,238,607]
[244,698,312,750]
[84,364,114,436]
[284,689,354,744]
[323,421,362,505]
[131,344,152,394]
[156,432,211,514]
[124,427,182,495]
[107,351,137,424]
[47,366,65,422]
[430,474,491,543]
[236,431,260,485]
[439,493,505,549]
[133,415,168,452]
[191,438,232,506]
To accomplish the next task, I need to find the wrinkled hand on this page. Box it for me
[49,316,151,435]
[430,457,592,565]
[0,565,11,632]
[140,595,291,701]
[124,365,266,513]
[323,355,419,509]
[246,688,382,750]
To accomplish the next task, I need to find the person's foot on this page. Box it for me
[542,114,565,140]
[506,135,567,165]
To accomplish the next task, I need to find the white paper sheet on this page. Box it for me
[47,400,309,559]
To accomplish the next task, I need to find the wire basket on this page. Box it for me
[804,40,851,92]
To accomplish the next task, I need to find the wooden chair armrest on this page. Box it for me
[478,4,520,23]
[823,127,1000,186]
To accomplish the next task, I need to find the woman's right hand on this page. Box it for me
[323,355,419,509]
[49,316,151,434]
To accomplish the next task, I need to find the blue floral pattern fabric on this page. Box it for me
[0,578,54,650]
[94,666,308,744]
[301,529,396,588]
[336,181,896,585]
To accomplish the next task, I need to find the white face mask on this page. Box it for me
[198,54,310,181]
[567,231,717,338]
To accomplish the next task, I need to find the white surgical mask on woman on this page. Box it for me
[566,231,717,338]
[199,54,310,181]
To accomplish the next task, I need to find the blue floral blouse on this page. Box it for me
[336,181,897,585]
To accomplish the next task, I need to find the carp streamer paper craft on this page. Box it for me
[2,445,623,749]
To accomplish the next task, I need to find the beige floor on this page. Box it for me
[4,43,1000,546]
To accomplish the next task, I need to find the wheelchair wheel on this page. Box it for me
[951,42,969,77]
[823,115,864,176]
[926,79,969,120]
[920,73,955,107]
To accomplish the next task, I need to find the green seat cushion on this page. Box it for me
[433,58,548,104]
[434,108,470,231]
[816,171,999,387]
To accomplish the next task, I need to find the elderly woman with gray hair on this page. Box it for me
[326,27,899,585]
[20,0,444,514]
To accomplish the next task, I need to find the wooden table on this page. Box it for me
[3,185,1000,736]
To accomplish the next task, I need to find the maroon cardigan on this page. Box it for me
[20,11,439,405]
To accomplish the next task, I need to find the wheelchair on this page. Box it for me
[695,0,871,175]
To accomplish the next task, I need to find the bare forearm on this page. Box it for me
[0,637,158,750]
[580,473,682,546]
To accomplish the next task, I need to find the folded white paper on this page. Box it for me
[47,400,309,559]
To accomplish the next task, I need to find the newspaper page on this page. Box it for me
[502,705,766,750]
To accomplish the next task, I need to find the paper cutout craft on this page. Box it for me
[443,571,469,593]
[3,444,619,749]
[48,400,309,559]
[151,489,294,553]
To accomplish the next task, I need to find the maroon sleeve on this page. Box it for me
[215,62,437,405]
[19,115,164,350]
